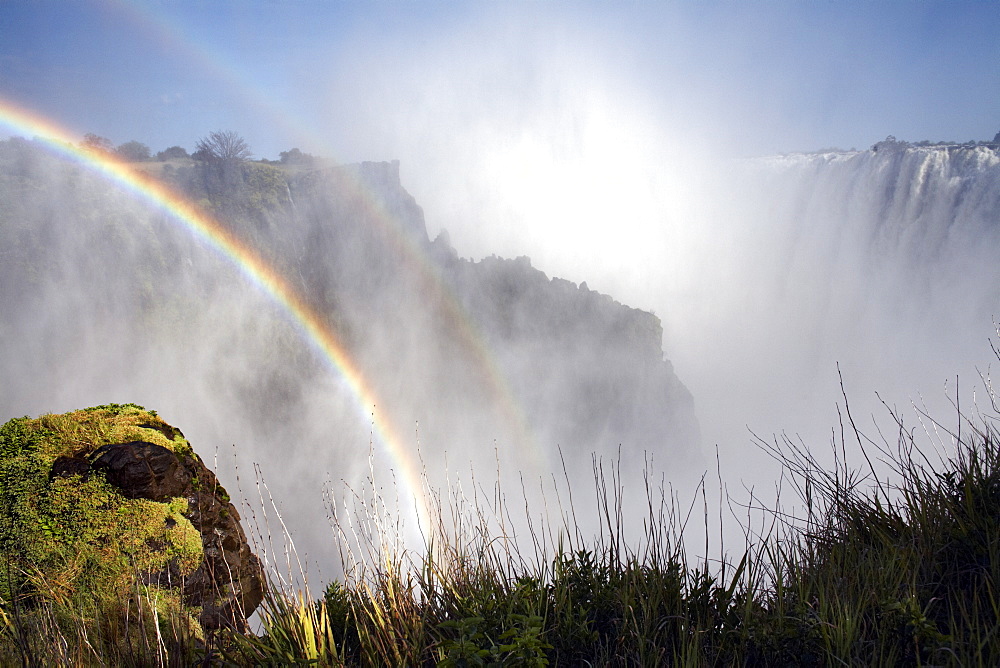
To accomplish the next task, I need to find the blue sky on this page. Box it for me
[3,0,998,160]
[2,0,1000,275]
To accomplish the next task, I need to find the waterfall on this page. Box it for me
[664,144,1000,485]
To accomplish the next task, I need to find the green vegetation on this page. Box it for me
[260,408,1000,667]
[193,130,253,163]
[165,148,292,229]
[115,140,152,163]
[3,392,1000,665]
[0,406,207,664]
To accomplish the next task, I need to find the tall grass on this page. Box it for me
[227,382,1000,666]
[4,376,1000,665]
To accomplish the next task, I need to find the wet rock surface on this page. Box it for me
[49,433,265,630]
[91,441,192,501]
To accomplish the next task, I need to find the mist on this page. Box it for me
[0,141,704,582]
[315,3,1000,497]
[3,0,1000,587]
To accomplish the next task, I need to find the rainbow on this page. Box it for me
[0,98,436,527]
[331,170,546,473]
[102,0,545,478]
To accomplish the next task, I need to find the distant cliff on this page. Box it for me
[285,159,701,467]
[447,253,698,463]
[0,139,702,491]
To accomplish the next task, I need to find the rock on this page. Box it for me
[0,405,265,632]
[174,461,265,630]
[92,441,192,502]
[88,438,265,629]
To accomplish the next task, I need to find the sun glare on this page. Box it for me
[473,89,689,301]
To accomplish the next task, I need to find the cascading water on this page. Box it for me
[662,141,1000,494]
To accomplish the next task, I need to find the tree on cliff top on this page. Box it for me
[156,145,189,161]
[81,133,114,155]
[115,140,151,162]
[193,130,252,163]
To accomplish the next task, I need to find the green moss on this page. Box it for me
[163,497,203,574]
[0,408,204,630]
[142,584,205,643]
[25,406,185,459]
[82,403,152,416]
[0,416,47,458]
[171,435,194,458]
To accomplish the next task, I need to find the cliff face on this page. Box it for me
[0,139,702,545]
[443,253,698,462]
[348,160,430,246]
[180,154,703,466]
[285,161,701,467]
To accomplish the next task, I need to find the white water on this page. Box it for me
[660,144,1000,497]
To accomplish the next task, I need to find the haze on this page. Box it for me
[2,0,1000,574]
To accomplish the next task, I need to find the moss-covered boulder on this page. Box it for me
[0,404,264,633]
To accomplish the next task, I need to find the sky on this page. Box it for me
[3,0,999,282]
[3,1,998,159]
